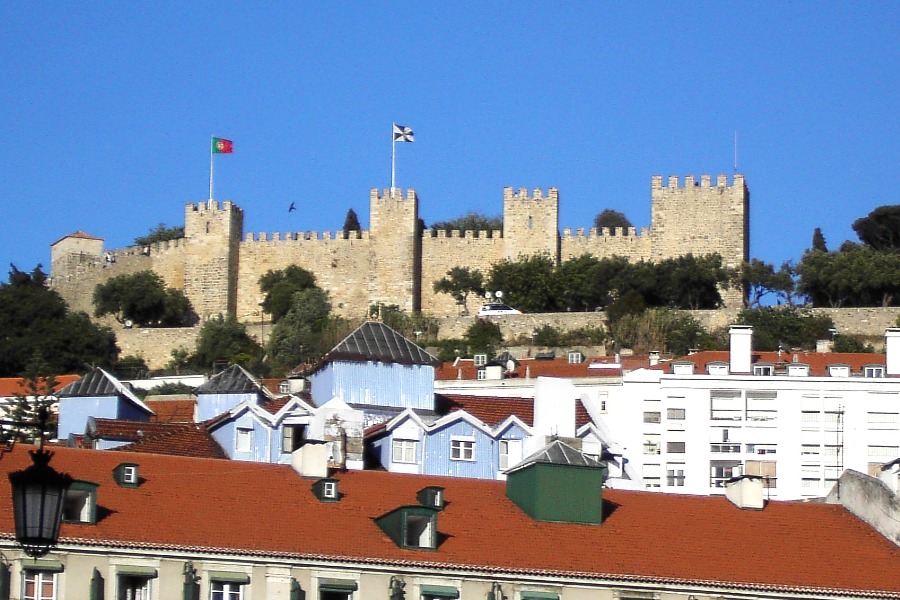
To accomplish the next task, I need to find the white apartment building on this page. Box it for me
[601,327,900,500]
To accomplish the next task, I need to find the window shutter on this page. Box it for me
[183,562,200,600]
[90,568,104,600]
[290,578,303,600]
[0,564,9,600]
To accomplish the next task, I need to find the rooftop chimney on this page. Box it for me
[886,328,900,376]
[291,441,329,478]
[725,475,765,510]
[649,351,660,367]
[729,326,753,374]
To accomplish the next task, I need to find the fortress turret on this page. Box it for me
[502,187,560,262]
[184,200,244,319]
[369,188,421,312]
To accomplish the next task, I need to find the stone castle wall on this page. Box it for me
[50,175,750,331]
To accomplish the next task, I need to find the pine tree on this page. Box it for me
[812,227,828,252]
[342,209,361,239]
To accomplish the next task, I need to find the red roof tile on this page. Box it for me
[436,356,659,381]
[673,350,887,377]
[0,445,896,596]
[0,374,81,397]
[438,394,593,429]
[144,399,196,422]
[89,419,227,459]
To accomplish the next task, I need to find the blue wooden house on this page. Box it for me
[57,368,155,442]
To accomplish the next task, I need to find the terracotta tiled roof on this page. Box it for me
[145,399,196,423]
[435,356,658,381]
[50,230,103,246]
[672,350,888,377]
[0,374,81,397]
[438,394,592,429]
[0,445,897,596]
[88,418,227,459]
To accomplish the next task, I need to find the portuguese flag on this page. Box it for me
[211,137,233,154]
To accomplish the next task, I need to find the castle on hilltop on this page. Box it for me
[49,174,749,323]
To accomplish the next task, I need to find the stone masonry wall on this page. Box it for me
[420,230,504,316]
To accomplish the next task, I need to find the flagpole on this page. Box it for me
[391,123,397,195]
[209,137,214,205]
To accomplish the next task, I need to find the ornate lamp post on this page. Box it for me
[6,405,72,558]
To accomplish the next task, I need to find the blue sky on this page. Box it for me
[1,4,897,278]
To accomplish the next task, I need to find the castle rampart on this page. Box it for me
[50,175,749,329]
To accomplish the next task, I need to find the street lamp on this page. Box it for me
[6,405,72,558]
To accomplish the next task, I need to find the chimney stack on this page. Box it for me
[885,328,900,376]
[729,325,753,374]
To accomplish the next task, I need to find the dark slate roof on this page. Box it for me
[325,321,439,367]
[194,364,267,395]
[57,368,154,414]
[509,439,604,474]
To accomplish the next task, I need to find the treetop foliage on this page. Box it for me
[259,265,318,323]
[811,227,828,252]
[191,315,262,371]
[134,223,185,247]
[430,212,502,235]
[736,306,834,351]
[593,209,633,234]
[93,270,196,327]
[852,205,900,252]
[433,267,485,313]
[342,209,361,237]
[0,265,118,376]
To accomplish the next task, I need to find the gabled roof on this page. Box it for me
[109,420,227,459]
[509,439,604,474]
[324,321,439,367]
[671,350,888,377]
[50,230,103,246]
[58,368,154,415]
[0,374,81,397]
[145,398,196,423]
[0,445,897,597]
[437,394,592,429]
[195,364,270,395]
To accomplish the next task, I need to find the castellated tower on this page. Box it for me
[649,174,749,305]
[502,187,560,262]
[368,188,421,312]
[183,200,244,319]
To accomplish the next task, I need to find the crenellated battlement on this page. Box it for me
[243,230,369,242]
[651,173,745,190]
[561,226,648,239]
[425,229,502,240]
[502,187,559,201]
[185,199,244,215]
[370,188,417,202]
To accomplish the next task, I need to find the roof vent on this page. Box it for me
[113,463,140,487]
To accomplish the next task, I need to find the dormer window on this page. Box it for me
[476,369,487,381]
[279,380,290,394]
[113,463,139,487]
[416,486,445,510]
[63,480,98,524]
[707,362,728,375]
[474,354,487,367]
[828,364,850,377]
[311,477,340,502]
[568,351,584,364]
[864,365,885,378]
[787,363,809,377]
[672,362,695,375]
[753,364,774,376]
[375,506,439,550]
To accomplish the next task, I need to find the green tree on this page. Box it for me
[593,209,633,234]
[368,304,439,342]
[191,315,262,370]
[811,227,828,252]
[0,265,118,376]
[554,255,601,311]
[134,223,185,246]
[433,267,485,314]
[94,271,195,326]
[114,355,149,380]
[736,307,834,351]
[654,254,728,310]
[852,205,900,251]
[486,254,557,313]
[431,212,502,236]
[796,245,900,307]
[609,308,715,356]
[259,265,318,323]
[464,319,503,357]
[342,209,361,238]
[738,259,795,308]
[832,335,875,353]
[267,287,333,370]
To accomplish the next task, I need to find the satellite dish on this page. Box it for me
[124,320,133,329]
[495,290,503,299]
[485,291,492,300]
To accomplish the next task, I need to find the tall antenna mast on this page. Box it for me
[733,130,738,173]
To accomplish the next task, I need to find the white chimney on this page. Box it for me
[291,442,329,478]
[885,328,900,377]
[725,475,765,510]
[729,325,753,374]
[533,377,575,439]
[649,351,660,367]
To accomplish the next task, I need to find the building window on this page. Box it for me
[63,481,98,524]
[643,434,660,455]
[868,445,899,458]
[405,513,435,548]
[23,571,56,600]
[281,425,306,453]
[752,365,773,376]
[118,575,152,600]
[666,408,685,420]
[211,581,243,600]
[710,391,742,420]
[499,439,522,470]
[710,461,741,487]
[450,439,475,461]
[746,443,776,455]
[666,464,685,487]
[801,444,820,455]
[278,381,290,393]
[642,411,661,424]
[746,460,777,489]
[476,369,487,380]
[420,586,459,600]
[864,365,885,378]
[392,439,418,464]
[319,580,357,600]
[473,354,487,367]
[710,443,741,453]
[235,428,252,453]
[642,464,661,488]
[801,411,820,423]
[666,441,685,453]
[868,412,899,427]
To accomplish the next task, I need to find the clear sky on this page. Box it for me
[1,3,897,277]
